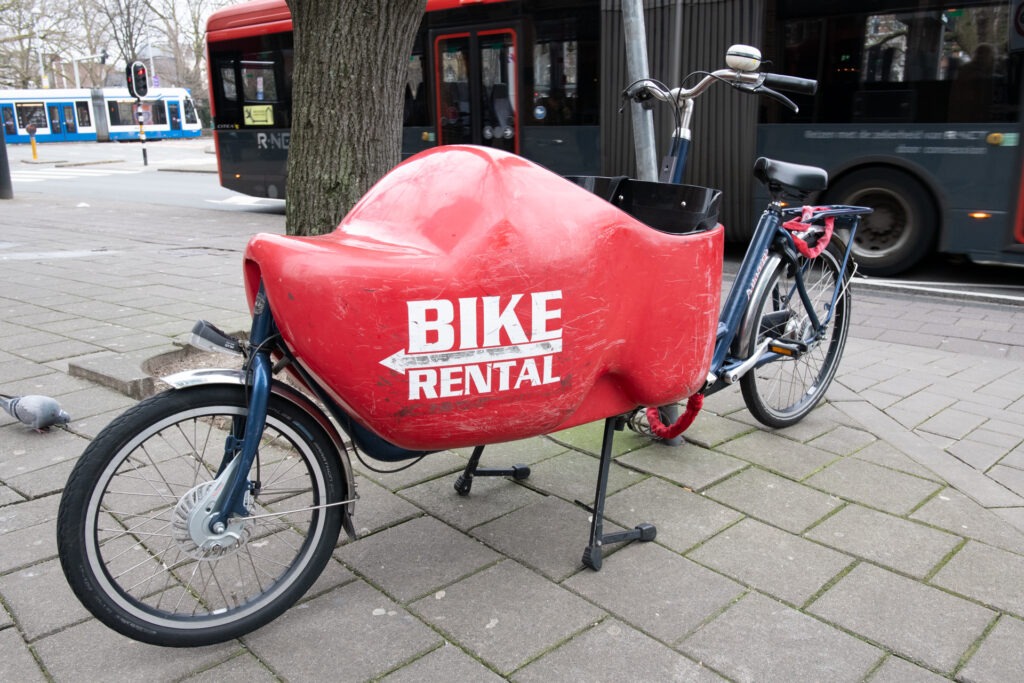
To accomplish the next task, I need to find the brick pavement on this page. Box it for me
[2,178,1024,680]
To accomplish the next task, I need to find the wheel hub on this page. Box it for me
[172,481,252,560]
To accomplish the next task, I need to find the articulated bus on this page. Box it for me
[760,0,1024,274]
[208,0,758,230]
[207,0,1024,274]
[0,87,203,144]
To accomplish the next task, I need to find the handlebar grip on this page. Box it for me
[761,73,817,95]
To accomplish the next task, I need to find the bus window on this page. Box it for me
[242,59,278,102]
[774,2,1015,124]
[16,102,47,130]
[221,65,239,101]
[405,53,429,126]
[76,101,91,128]
[437,35,472,145]
[480,31,516,151]
[533,27,578,125]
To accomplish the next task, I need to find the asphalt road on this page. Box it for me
[4,136,1022,302]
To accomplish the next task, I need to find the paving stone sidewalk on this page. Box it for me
[2,194,1023,681]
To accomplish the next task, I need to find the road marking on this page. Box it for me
[12,168,142,183]
[205,196,284,206]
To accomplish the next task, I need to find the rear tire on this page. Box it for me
[57,385,345,647]
[828,168,935,276]
[739,239,851,428]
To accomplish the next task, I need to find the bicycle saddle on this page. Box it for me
[754,157,828,197]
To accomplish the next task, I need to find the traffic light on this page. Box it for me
[100,49,108,65]
[126,61,149,99]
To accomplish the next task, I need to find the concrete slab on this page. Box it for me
[410,560,604,675]
[703,467,842,534]
[563,543,744,644]
[805,504,961,579]
[808,563,995,674]
[688,518,854,607]
[515,619,723,682]
[680,591,882,683]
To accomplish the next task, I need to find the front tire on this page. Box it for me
[57,385,345,647]
[739,239,851,428]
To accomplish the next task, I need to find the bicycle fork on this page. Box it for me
[185,284,275,552]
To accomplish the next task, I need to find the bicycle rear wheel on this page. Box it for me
[57,385,345,647]
[738,238,851,428]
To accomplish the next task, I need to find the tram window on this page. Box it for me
[241,59,278,102]
[2,108,14,135]
[76,101,91,127]
[108,101,133,126]
[144,102,168,125]
[15,103,47,130]
[63,105,77,133]
[183,98,199,124]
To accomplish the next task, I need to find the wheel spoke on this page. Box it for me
[741,244,850,427]
[58,387,344,645]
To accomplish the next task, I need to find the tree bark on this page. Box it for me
[285,0,426,236]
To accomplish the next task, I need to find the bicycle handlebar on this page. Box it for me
[760,73,817,95]
[623,69,817,113]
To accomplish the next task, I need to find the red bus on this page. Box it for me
[207,0,1024,275]
[206,0,602,200]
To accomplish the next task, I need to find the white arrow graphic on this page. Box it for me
[380,339,563,375]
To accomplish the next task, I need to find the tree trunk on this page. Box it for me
[285,0,426,236]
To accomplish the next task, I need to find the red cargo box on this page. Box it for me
[245,146,723,451]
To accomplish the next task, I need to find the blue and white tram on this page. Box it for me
[0,87,203,143]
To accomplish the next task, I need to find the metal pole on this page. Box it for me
[0,130,14,200]
[622,0,658,182]
[74,58,81,89]
[137,101,148,166]
[624,0,681,443]
[38,49,48,88]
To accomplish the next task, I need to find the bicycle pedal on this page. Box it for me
[768,340,806,357]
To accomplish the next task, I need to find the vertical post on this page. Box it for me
[74,58,81,89]
[624,0,682,443]
[38,50,49,88]
[0,129,13,200]
[137,101,148,166]
[622,0,658,181]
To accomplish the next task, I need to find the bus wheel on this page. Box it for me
[828,168,936,277]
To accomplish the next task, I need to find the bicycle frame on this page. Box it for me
[703,203,862,397]
[652,71,864,398]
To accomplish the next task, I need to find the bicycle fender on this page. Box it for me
[161,368,357,540]
[734,253,782,358]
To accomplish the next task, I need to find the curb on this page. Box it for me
[851,277,1024,307]
[68,345,180,400]
[55,159,127,168]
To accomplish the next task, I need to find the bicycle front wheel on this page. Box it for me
[57,385,345,647]
[738,239,852,428]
